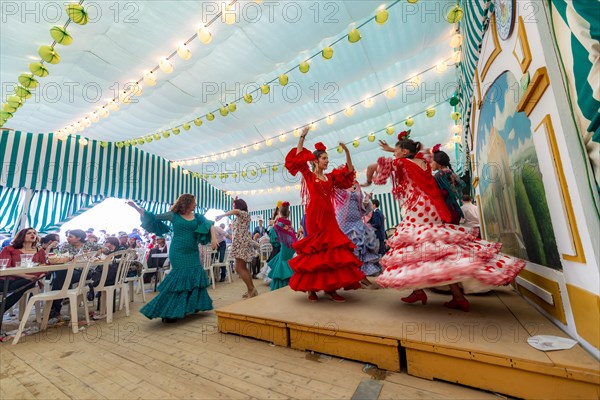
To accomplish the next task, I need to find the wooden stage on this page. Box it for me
[216,286,600,399]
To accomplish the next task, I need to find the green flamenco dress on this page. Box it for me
[139,211,213,319]
[268,217,296,290]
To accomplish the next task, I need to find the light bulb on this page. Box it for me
[453,50,462,63]
[364,98,374,108]
[197,26,213,44]
[410,75,421,86]
[436,61,448,73]
[279,134,286,142]
[242,147,248,154]
[309,122,317,131]
[253,143,260,151]
[450,33,463,48]
[266,138,273,146]
[177,44,192,60]
[98,108,109,118]
[159,58,173,74]
[293,129,300,137]
[90,112,100,122]
[230,149,237,157]
[344,106,354,117]
[223,4,236,24]
[143,71,157,86]
[107,101,120,111]
[385,88,397,99]
[326,115,334,125]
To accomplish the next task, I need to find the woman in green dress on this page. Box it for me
[127,194,217,323]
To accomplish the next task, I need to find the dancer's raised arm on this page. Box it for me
[296,126,309,153]
[339,142,354,173]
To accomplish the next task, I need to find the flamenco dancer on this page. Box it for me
[363,132,525,311]
[267,201,297,290]
[431,145,465,225]
[128,194,217,323]
[285,127,364,302]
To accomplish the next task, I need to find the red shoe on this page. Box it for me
[308,292,318,302]
[325,291,345,302]
[443,298,470,312]
[401,291,427,305]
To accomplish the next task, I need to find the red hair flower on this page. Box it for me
[282,201,290,207]
[314,142,327,151]
[432,143,441,153]
[397,130,411,141]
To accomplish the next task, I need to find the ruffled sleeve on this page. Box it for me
[372,157,394,185]
[194,214,214,245]
[285,148,315,178]
[141,211,173,236]
[330,164,356,189]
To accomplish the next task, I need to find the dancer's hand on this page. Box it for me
[338,142,349,153]
[360,181,372,188]
[378,140,394,152]
[215,215,223,221]
[300,127,309,138]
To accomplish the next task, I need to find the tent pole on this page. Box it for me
[13,188,34,236]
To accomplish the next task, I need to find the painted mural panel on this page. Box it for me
[476,71,561,270]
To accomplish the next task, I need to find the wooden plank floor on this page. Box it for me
[0,278,500,399]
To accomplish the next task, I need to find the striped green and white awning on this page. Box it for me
[0,186,26,234]
[0,131,232,209]
[550,0,600,194]
[457,0,493,148]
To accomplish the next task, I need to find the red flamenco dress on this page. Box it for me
[285,148,365,292]
[372,156,525,293]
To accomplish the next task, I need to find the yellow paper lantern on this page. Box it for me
[279,74,288,86]
[426,108,436,118]
[220,106,229,116]
[375,9,389,25]
[260,84,270,94]
[177,44,192,60]
[405,117,414,127]
[348,28,361,43]
[322,47,333,59]
[228,103,236,112]
[206,113,215,121]
[183,123,191,130]
[244,93,253,103]
[352,139,360,148]
[194,118,202,126]
[368,133,376,142]
[197,26,213,44]
[299,61,310,74]
[337,145,343,153]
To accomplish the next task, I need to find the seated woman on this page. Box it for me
[0,228,47,315]
[49,229,101,319]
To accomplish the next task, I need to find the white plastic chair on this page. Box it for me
[211,246,233,283]
[124,249,146,303]
[200,245,217,289]
[13,260,93,344]
[94,250,133,323]
[259,243,273,270]
[18,287,42,323]
[117,250,137,316]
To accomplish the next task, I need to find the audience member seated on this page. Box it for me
[0,228,47,315]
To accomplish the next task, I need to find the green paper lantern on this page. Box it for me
[279,74,288,86]
[38,45,61,64]
[446,5,464,23]
[15,86,32,99]
[299,61,309,74]
[449,96,459,106]
[2,104,16,113]
[7,95,24,108]
[163,131,170,138]
[348,28,361,43]
[66,3,89,25]
[18,73,38,89]
[244,93,253,103]
[219,106,229,116]
[206,113,215,121]
[0,111,14,120]
[183,123,191,130]
[173,127,180,135]
[228,103,236,112]
[50,26,73,45]
[194,118,202,126]
[29,62,49,77]
[322,47,333,60]
[375,9,388,25]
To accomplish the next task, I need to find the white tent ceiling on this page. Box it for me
[1,0,460,210]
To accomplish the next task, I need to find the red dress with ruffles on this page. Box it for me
[285,148,365,292]
[373,156,526,293]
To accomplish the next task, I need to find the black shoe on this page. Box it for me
[219,277,226,282]
[87,288,95,302]
[161,318,178,323]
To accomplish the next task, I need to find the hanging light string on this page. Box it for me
[54,0,239,138]
[184,98,450,180]
[173,57,454,166]
[2,0,85,128]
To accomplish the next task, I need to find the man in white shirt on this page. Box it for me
[460,195,481,238]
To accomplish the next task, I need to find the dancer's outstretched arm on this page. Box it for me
[339,142,354,173]
[296,126,309,153]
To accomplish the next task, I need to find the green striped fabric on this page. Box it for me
[0,131,232,210]
[0,186,26,234]
[458,0,493,150]
[27,189,105,233]
[550,0,600,193]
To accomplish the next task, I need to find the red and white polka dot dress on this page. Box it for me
[372,156,525,294]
